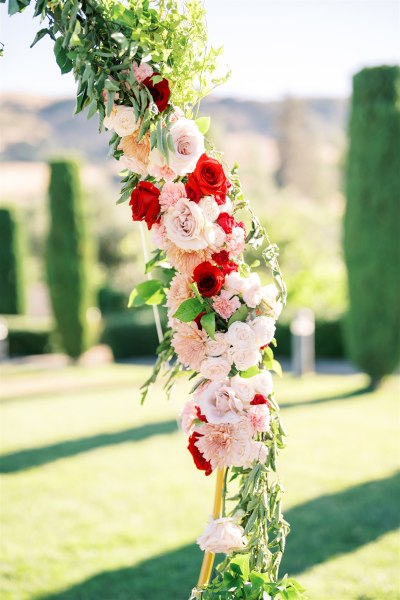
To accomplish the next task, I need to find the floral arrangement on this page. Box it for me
[5,0,305,597]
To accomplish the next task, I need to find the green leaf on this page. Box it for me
[105,78,120,92]
[30,28,49,48]
[128,279,166,307]
[86,98,98,119]
[240,365,261,378]
[174,298,204,322]
[195,116,211,135]
[230,554,250,581]
[200,313,215,339]
[228,304,248,326]
[272,359,283,377]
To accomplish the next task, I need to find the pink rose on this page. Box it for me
[212,290,241,320]
[159,181,187,209]
[132,61,153,83]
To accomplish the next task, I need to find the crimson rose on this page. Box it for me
[250,394,270,408]
[217,212,236,234]
[188,432,212,476]
[193,261,225,297]
[143,74,170,112]
[212,250,239,275]
[186,154,231,204]
[129,181,161,230]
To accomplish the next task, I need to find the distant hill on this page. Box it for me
[0,94,348,163]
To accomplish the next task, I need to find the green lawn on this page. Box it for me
[0,363,399,600]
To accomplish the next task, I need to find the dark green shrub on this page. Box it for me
[46,160,91,359]
[4,316,54,356]
[276,319,344,359]
[98,286,128,315]
[0,207,25,314]
[344,66,400,384]
[101,306,167,359]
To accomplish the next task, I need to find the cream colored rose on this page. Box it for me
[199,356,232,381]
[104,105,138,137]
[230,374,255,405]
[250,316,276,347]
[253,371,273,396]
[229,346,261,371]
[197,517,247,554]
[242,272,263,308]
[168,117,205,175]
[206,332,230,357]
[260,283,283,320]
[226,321,256,349]
[163,198,213,250]
[199,196,220,222]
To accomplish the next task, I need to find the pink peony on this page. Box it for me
[212,290,241,320]
[172,322,207,371]
[247,404,270,433]
[226,225,245,256]
[164,240,213,274]
[181,400,198,435]
[166,272,194,317]
[132,61,153,83]
[195,419,260,469]
[159,181,187,209]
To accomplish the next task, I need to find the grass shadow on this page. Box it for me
[281,470,400,574]
[0,420,178,474]
[280,384,373,411]
[36,472,400,600]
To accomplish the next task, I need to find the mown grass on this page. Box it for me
[0,363,399,600]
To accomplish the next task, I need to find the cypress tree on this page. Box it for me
[46,159,90,359]
[344,66,400,385]
[0,207,25,315]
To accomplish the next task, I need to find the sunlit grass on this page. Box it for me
[0,364,398,599]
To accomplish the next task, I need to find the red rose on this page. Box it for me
[186,154,230,204]
[193,261,225,297]
[220,261,239,275]
[129,181,161,230]
[143,74,170,112]
[212,250,230,265]
[188,432,212,476]
[250,394,271,408]
[217,212,236,234]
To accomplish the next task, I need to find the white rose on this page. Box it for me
[250,316,276,347]
[196,382,243,424]
[230,347,261,371]
[260,284,283,320]
[168,117,205,175]
[224,271,246,295]
[197,517,247,554]
[230,374,255,405]
[226,321,256,349]
[199,196,220,222]
[206,332,230,357]
[212,224,227,248]
[199,356,232,381]
[218,196,233,214]
[253,371,273,396]
[164,198,213,250]
[104,105,138,137]
[242,272,263,308]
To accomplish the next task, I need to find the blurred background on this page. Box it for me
[0,1,399,599]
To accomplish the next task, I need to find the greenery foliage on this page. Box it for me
[0,207,25,315]
[46,159,91,359]
[344,66,400,383]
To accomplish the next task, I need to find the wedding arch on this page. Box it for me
[4,1,305,597]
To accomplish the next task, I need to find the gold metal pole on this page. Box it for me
[197,467,226,587]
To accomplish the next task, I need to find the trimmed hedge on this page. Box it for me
[0,207,25,315]
[344,66,400,383]
[3,317,54,356]
[46,159,91,359]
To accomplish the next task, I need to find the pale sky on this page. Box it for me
[0,0,399,100]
